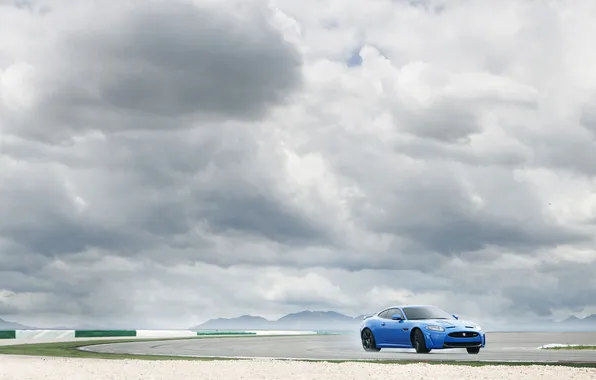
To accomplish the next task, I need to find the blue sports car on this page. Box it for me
[359,304,485,354]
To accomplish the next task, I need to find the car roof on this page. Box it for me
[377,305,443,314]
[382,304,435,310]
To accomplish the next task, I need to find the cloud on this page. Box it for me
[1,0,302,143]
[1,0,596,328]
[256,272,354,307]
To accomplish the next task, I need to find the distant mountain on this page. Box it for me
[494,314,596,332]
[195,315,275,330]
[192,310,362,331]
[69,323,116,330]
[0,317,30,330]
[561,316,581,323]
[276,311,359,330]
[556,314,596,330]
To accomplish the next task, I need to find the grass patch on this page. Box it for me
[542,345,596,351]
[0,335,272,361]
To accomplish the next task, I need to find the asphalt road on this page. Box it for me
[83,332,596,363]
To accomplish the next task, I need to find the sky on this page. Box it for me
[1,0,596,329]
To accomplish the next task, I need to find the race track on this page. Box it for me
[83,331,596,363]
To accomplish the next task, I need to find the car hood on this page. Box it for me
[418,319,479,328]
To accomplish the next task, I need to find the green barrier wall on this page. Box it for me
[0,330,16,339]
[4,329,330,340]
[74,330,137,338]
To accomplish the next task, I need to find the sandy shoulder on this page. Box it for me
[1,356,596,380]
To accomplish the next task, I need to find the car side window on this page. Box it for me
[387,308,404,319]
[378,310,389,319]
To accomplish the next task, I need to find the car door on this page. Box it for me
[374,309,390,344]
[391,309,413,346]
[381,308,405,346]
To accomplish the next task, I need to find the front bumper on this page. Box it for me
[424,329,485,349]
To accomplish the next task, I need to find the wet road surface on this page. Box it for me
[83,331,596,363]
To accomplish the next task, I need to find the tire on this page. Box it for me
[413,329,431,353]
[466,347,480,354]
[361,328,381,352]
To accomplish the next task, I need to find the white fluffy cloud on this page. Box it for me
[1,0,596,328]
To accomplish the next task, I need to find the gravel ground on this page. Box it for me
[1,356,596,379]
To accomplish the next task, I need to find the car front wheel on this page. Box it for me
[361,329,381,352]
[413,329,431,353]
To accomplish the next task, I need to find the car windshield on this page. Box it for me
[403,306,454,320]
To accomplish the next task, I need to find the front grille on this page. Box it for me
[443,341,482,348]
[448,331,479,338]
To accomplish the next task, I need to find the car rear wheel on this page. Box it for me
[413,329,431,353]
[466,347,480,354]
[361,328,381,352]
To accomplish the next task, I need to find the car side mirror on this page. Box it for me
[391,314,403,321]
[452,314,459,320]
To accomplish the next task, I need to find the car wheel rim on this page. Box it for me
[362,331,372,349]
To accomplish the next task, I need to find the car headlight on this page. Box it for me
[425,325,445,332]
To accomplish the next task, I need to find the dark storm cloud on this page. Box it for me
[0,162,140,256]
[3,0,302,143]
[0,0,31,8]
[0,0,320,267]
[501,260,596,317]
[0,127,333,265]
[5,222,133,256]
[8,0,49,13]
[94,130,328,246]
[0,238,50,272]
[395,212,584,254]
[0,251,153,323]
[515,123,596,176]
[339,155,587,256]
[396,99,482,143]
[406,0,447,14]
[580,95,596,137]
[393,137,530,168]
[99,130,331,247]
[197,188,329,246]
